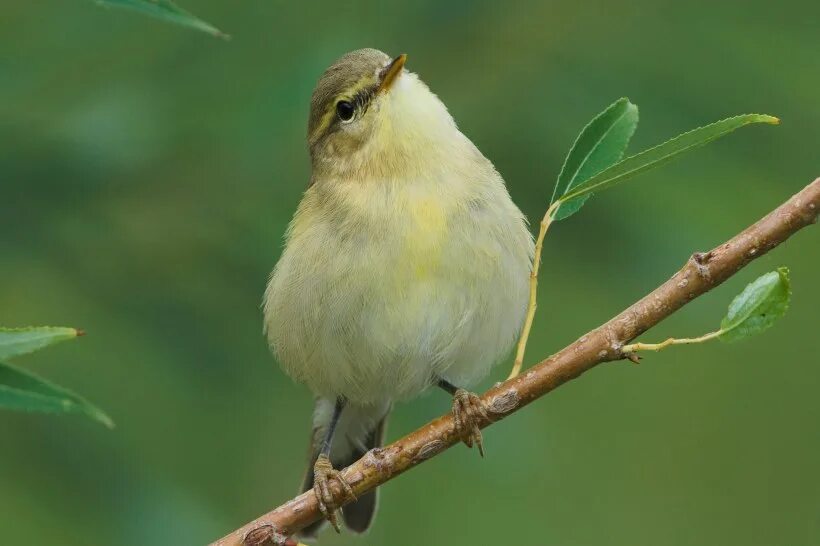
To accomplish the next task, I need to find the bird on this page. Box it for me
[263,48,534,538]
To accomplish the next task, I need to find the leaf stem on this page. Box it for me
[621,330,723,354]
[508,201,560,379]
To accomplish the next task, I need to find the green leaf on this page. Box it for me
[551,98,639,220]
[559,114,779,207]
[719,267,791,343]
[0,361,114,427]
[96,0,228,39]
[0,327,82,361]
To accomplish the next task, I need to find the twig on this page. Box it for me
[212,177,819,546]
[509,201,559,379]
[621,330,722,353]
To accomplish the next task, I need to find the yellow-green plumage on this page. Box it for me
[263,49,533,536]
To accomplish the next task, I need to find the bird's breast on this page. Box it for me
[400,193,449,279]
[266,169,532,403]
[332,179,455,281]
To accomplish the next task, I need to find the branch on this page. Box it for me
[213,177,819,546]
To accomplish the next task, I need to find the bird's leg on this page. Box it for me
[313,397,355,532]
[437,378,490,457]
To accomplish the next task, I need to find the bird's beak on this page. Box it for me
[377,54,407,94]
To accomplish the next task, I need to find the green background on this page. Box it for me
[1,1,818,544]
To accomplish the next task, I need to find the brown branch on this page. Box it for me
[213,177,819,546]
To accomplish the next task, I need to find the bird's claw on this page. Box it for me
[313,454,355,532]
[451,389,490,457]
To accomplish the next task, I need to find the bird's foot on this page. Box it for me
[451,389,490,457]
[312,454,355,532]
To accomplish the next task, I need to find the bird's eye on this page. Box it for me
[336,100,355,122]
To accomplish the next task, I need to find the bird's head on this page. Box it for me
[306,49,461,182]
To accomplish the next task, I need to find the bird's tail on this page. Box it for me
[298,398,389,539]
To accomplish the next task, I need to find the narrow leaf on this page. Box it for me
[719,267,790,342]
[559,114,779,207]
[96,0,228,39]
[0,361,113,427]
[551,98,639,220]
[0,327,82,361]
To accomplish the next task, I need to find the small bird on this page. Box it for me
[264,49,533,537]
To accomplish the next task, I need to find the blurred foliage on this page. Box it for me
[0,326,113,426]
[1,1,818,545]
[0,326,112,426]
[96,0,228,39]
[0,326,80,360]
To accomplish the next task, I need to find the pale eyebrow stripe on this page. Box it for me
[312,81,379,143]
